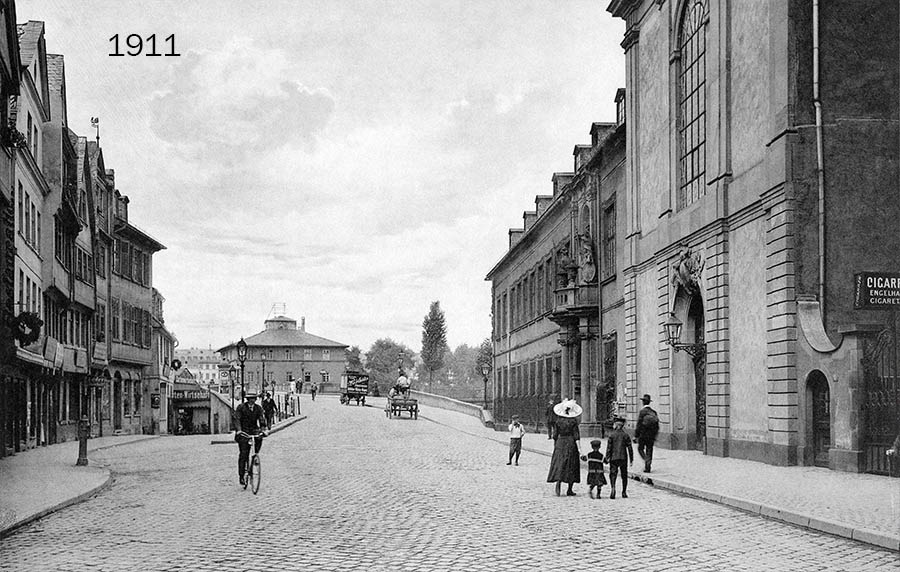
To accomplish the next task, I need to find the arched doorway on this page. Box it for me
[807,370,830,467]
[688,295,706,450]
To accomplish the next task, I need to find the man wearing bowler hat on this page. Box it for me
[635,394,659,473]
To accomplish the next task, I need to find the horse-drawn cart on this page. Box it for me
[339,371,369,406]
[385,395,418,419]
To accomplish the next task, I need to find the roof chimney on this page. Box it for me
[301,317,306,332]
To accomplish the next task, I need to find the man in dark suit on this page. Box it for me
[544,398,558,440]
[635,394,659,473]
[235,392,267,485]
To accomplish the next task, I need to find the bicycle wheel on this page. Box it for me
[250,455,261,494]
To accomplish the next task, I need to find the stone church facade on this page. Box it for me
[607,0,899,473]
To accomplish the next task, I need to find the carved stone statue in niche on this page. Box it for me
[671,247,704,296]
[576,233,597,284]
[556,244,577,288]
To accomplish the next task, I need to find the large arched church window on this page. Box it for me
[676,0,708,209]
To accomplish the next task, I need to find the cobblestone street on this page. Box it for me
[3,398,899,571]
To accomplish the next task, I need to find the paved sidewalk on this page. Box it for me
[412,401,900,552]
[0,414,305,538]
[0,434,155,538]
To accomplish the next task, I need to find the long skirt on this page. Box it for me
[546,435,580,483]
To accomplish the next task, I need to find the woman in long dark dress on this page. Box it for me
[547,399,582,496]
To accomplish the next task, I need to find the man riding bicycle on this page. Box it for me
[235,391,267,486]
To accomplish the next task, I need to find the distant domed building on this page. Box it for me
[218,315,348,396]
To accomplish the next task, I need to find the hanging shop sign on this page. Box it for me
[150,393,160,409]
[854,272,900,310]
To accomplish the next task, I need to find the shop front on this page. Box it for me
[172,382,211,435]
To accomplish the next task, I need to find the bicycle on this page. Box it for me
[237,431,267,494]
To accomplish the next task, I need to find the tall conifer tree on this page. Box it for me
[421,301,448,390]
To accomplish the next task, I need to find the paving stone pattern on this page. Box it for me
[3,397,899,571]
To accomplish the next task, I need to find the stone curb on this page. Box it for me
[0,469,112,539]
[0,434,173,539]
[209,415,307,445]
[629,473,900,552]
[421,412,900,552]
[90,435,160,452]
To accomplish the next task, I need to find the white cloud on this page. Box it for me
[494,82,534,114]
[149,37,334,161]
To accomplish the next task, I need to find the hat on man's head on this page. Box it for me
[245,392,258,399]
[511,414,520,420]
[641,394,652,404]
[553,399,583,418]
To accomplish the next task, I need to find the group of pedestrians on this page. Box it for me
[506,393,661,499]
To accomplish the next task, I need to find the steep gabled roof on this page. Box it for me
[16,21,50,120]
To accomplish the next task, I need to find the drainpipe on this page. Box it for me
[813,0,826,317]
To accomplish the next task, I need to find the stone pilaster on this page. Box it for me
[765,192,799,464]
[704,232,731,457]
[656,258,672,433]
[623,271,638,421]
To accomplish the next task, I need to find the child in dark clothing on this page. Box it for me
[604,416,634,499]
[580,439,607,499]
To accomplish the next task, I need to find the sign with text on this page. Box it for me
[173,389,208,400]
[854,272,900,309]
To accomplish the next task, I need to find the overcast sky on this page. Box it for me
[19,0,624,353]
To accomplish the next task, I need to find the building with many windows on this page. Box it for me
[2,15,169,452]
[175,346,225,389]
[0,0,23,457]
[607,0,899,473]
[10,20,54,450]
[106,184,165,435]
[218,315,348,398]
[487,99,626,435]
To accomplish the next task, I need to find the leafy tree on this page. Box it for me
[476,338,492,372]
[364,338,415,393]
[420,301,449,391]
[346,345,364,372]
[446,344,476,386]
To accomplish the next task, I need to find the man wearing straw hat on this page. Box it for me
[546,399,582,496]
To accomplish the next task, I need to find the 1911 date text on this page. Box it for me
[109,34,180,57]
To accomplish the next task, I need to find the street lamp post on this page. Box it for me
[663,313,706,359]
[229,365,236,403]
[480,363,491,410]
[397,350,405,376]
[260,351,267,395]
[236,338,248,402]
